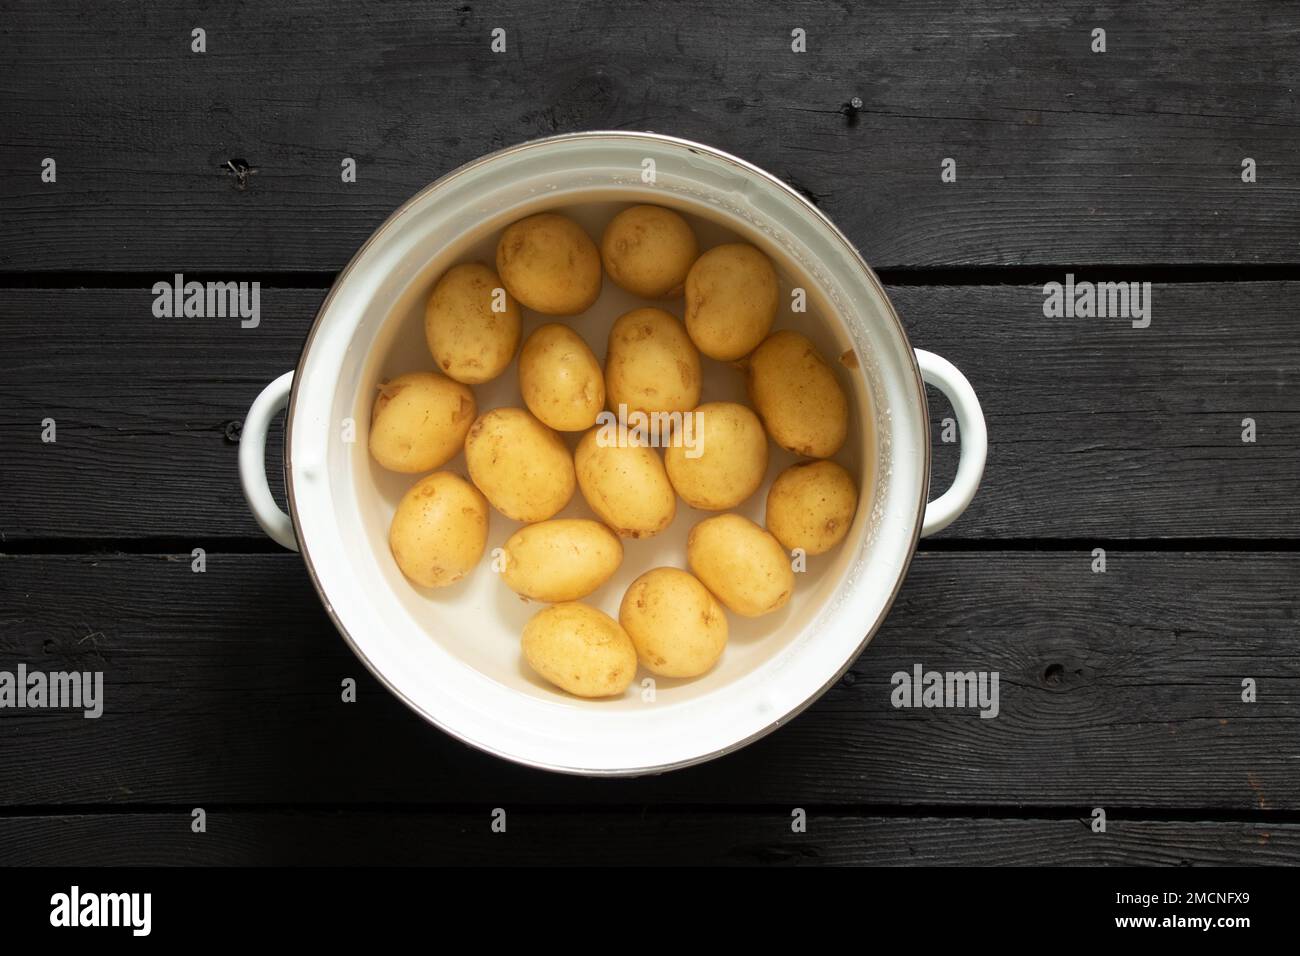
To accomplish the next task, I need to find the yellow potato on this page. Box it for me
[424,262,521,384]
[464,407,575,522]
[687,514,794,618]
[575,428,676,538]
[604,307,701,415]
[664,401,768,510]
[684,243,779,360]
[501,519,623,602]
[518,323,605,431]
[388,472,489,588]
[368,371,476,473]
[521,602,637,698]
[746,330,849,458]
[600,204,699,298]
[766,460,859,555]
[496,213,601,315]
[619,567,727,678]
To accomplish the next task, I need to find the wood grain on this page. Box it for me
[1,551,1296,809]
[1,811,1294,865]
[2,283,1296,541]
[2,0,1297,869]
[1,1,1297,271]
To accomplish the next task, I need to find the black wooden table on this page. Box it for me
[2,0,1298,866]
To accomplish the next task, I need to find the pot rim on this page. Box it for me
[283,130,931,776]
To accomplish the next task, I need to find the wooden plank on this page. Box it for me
[1,811,1295,865]
[2,1,1298,271]
[902,281,1300,539]
[2,282,1296,541]
[1,551,1296,808]
[0,287,308,543]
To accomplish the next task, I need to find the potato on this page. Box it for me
[368,371,476,473]
[746,330,849,458]
[687,514,794,617]
[619,568,727,678]
[684,243,779,360]
[518,323,605,431]
[766,460,859,555]
[664,401,768,510]
[521,602,637,698]
[501,519,623,602]
[600,204,699,298]
[464,407,575,522]
[575,428,676,538]
[496,213,601,316]
[424,262,521,385]
[388,472,489,588]
[604,307,701,415]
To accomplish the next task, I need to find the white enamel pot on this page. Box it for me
[239,132,987,776]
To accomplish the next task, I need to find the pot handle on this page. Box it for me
[238,371,299,551]
[915,349,987,537]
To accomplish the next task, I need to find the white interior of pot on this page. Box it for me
[288,134,926,772]
[361,196,873,705]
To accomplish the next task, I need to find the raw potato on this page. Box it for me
[600,204,699,298]
[496,213,601,315]
[687,514,794,618]
[604,307,701,415]
[746,330,849,458]
[575,429,676,538]
[424,262,521,384]
[664,401,768,510]
[464,407,575,522]
[388,472,489,588]
[368,371,476,473]
[522,602,637,698]
[619,568,728,678]
[518,324,605,431]
[766,460,859,555]
[684,243,779,361]
[501,519,623,602]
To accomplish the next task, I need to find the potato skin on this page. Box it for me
[424,262,521,385]
[604,307,702,415]
[521,602,637,698]
[496,213,601,316]
[464,407,575,522]
[687,514,795,618]
[600,205,699,298]
[388,472,489,588]
[575,428,676,538]
[518,324,605,431]
[746,330,849,458]
[664,401,768,510]
[684,243,779,361]
[368,371,476,473]
[501,519,623,602]
[619,568,727,678]
[766,460,859,555]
